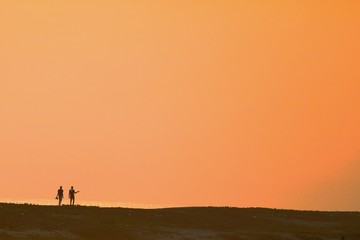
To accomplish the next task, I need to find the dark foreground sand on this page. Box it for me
[0,203,359,240]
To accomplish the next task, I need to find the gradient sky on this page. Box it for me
[1,1,360,210]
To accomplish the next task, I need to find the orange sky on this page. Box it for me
[0,1,360,210]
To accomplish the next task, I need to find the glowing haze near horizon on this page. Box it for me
[1,1,360,210]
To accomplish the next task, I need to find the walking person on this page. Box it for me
[69,186,79,205]
[55,186,64,206]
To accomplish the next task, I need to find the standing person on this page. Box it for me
[68,186,79,205]
[56,186,64,206]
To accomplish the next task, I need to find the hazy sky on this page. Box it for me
[1,1,360,210]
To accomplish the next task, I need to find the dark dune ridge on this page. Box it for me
[0,203,359,239]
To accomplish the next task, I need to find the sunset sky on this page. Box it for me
[1,1,360,210]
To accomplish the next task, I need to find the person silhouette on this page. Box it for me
[56,186,64,206]
[69,186,79,205]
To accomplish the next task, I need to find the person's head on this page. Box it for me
[60,186,62,189]
[71,186,73,189]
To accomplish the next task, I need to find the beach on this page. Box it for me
[0,203,359,239]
